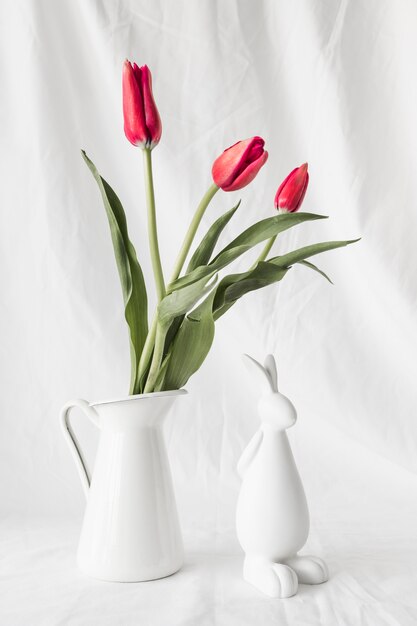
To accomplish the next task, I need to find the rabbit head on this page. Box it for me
[243,353,297,431]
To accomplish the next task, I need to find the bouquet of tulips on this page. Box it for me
[82,60,357,395]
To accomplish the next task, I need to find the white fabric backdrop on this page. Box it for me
[1,0,417,624]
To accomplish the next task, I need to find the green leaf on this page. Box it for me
[298,260,333,283]
[153,353,171,391]
[171,212,326,292]
[212,239,359,320]
[81,151,148,393]
[186,202,240,273]
[212,262,289,320]
[214,212,326,258]
[161,258,288,389]
[160,292,216,390]
[157,272,217,328]
[163,315,185,357]
[159,235,359,389]
[170,245,250,292]
[269,239,359,269]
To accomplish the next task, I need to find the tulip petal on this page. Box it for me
[132,62,144,95]
[222,150,268,192]
[212,138,252,188]
[292,172,309,211]
[212,137,267,191]
[123,60,148,147]
[274,167,296,206]
[212,137,264,190]
[140,65,162,148]
[275,163,309,212]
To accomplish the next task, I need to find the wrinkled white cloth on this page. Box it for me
[1,418,416,625]
[1,0,417,623]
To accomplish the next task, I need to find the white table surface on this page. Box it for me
[1,497,416,626]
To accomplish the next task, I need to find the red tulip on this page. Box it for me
[122,60,162,149]
[212,137,268,192]
[274,163,309,213]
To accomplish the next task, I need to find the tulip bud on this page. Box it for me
[275,163,309,213]
[212,136,268,192]
[122,60,162,149]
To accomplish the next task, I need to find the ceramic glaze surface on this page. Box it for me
[236,428,309,560]
[236,355,328,598]
[60,391,185,582]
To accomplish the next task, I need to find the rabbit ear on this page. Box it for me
[242,354,274,392]
[264,354,278,392]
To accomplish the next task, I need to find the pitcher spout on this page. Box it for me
[90,389,187,431]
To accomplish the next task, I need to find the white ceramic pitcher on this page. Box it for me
[60,390,186,582]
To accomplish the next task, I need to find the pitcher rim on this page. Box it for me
[89,388,187,407]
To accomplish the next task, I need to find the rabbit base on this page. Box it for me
[243,554,328,599]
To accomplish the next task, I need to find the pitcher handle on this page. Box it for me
[60,399,100,499]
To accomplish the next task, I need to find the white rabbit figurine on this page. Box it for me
[236,354,328,598]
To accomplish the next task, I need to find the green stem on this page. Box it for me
[250,234,277,270]
[129,341,138,395]
[144,323,166,393]
[136,315,157,391]
[168,183,219,286]
[139,182,218,393]
[143,147,166,302]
